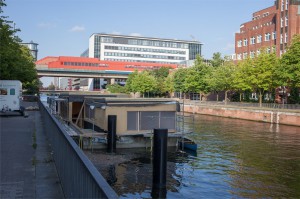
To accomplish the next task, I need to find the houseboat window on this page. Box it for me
[140,111,160,130]
[0,88,7,95]
[127,111,138,130]
[10,88,15,95]
[127,111,176,131]
[160,111,176,129]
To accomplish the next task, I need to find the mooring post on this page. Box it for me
[107,115,117,153]
[152,128,168,194]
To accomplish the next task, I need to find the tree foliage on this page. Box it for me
[277,34,300,87]
[184,55,212,100]
[210,52,224,67]
[0,1,38,93]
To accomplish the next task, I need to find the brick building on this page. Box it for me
[235,0,300,60]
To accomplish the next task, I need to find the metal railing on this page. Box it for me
[182,100,300,110]
[39,100,118,199]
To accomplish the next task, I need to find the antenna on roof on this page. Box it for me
[190,35,197,41]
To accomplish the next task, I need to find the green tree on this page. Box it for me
[150,67,172,97]
[278,34,300,87]
[277,34,300,103]
[125,70,139,95]
[210,52,224,67]
[184,55,212,100]
[0,1,38,93]
[236,50,278,106]
[131,71,156,98]
[164,72,175,97]
[173,68,188,98]
[107,83,126,93]
[208,60,235,103]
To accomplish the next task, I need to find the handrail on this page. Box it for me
[38,100,118,199]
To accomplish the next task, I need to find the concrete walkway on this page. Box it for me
[0,102,64,198]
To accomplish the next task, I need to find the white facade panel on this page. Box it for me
[89,35,95,58]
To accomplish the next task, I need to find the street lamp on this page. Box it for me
[89,105,95,131]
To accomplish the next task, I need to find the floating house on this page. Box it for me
[51,94,184,149]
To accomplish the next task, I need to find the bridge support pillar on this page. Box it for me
[109,78,115,85]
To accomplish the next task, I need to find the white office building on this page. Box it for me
[82,33,203,64]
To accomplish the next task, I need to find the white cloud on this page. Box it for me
[130,33,142,37]
[38,22,57,29]
[70,25,85,32]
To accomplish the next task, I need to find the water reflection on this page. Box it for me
[85,114,300,198]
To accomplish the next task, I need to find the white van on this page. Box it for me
[0,80,22,112]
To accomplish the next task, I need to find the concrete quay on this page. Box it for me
[0,101,64,199]
[184,102,300,127]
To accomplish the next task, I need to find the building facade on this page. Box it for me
[21,41,38,61]
[235,0,300,60]
[85,33,202,64]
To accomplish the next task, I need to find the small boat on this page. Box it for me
[178,138,197,151]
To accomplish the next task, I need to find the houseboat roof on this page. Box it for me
[84,97,179,109]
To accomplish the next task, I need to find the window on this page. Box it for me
[0,88,7,95]
[285,16,288,26]
[281,18,284,27]
[243,39,248,46]
[285,33,288,43]
[272,31,276,40]
[257,35,262,43]
[265,33,271,41]
[257,49,261,56]
[250,51,255,58]
[243,52,248,59]
[250,37,256,45]
[267,47,271,54]
[237,54,242,60]
[237,40,242,47]
[280,34,283,44]
[286,0,289,9]
[10,88,15,95]
[127,111,175,131]
[127,112,138,130]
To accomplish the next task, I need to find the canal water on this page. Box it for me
[85,114,300,198]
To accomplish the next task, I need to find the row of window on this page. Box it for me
[100,36,190,49]
[0,88,15,95]
[280,16,289,27]
[104,52,186,60]
[251,21,274,30]
[252,12,269,20]
[104,45,186,55]
[281,0,289,11]
[236,47,276,60]
[104,58,176,64]
[237,32,276,47]
[127,111,175,131]
[63,62,108,67]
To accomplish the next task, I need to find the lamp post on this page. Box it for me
[89,105,95,131]
[89,105,95,152]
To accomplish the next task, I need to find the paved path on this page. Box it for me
[0,102,64,198]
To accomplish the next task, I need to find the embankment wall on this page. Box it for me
[185,105,300,127]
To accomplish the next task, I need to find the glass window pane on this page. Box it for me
[127,111,138,130]
[160,111,175,129]
[140,111,159,130]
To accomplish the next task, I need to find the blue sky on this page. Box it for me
[4,0,275,86]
